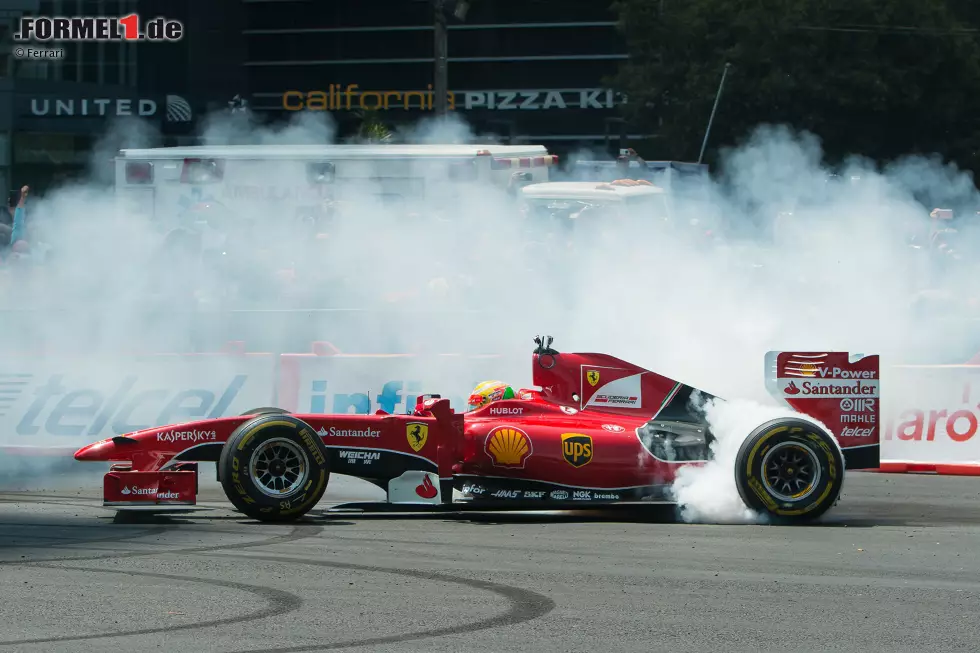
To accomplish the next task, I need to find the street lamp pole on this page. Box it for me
[434,0,448,117]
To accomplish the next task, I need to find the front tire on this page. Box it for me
[218,414,330,522]
[239,407,291,416]
[734,418,843,524]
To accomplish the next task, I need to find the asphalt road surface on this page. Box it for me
[2,469,980,653]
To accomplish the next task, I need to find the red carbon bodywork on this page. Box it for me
[74,346,880,507]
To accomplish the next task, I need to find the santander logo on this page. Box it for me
[415,475,438,499]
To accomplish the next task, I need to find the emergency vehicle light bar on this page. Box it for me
[490,155,558,170]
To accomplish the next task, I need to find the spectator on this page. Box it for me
[0,189,16,252]
[9,186,28,250]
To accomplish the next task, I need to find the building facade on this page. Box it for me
[242,0,638,155]
[0,0,246,193]
[0,0,639,192]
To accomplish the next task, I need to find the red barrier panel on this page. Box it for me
[863,462,980,475]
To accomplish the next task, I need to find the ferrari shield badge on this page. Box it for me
[587,370,600,387]
[407,422,428,452]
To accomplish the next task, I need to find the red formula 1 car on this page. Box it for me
[74,336,880,524]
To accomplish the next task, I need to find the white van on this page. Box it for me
[115,143,556,222]
[519,179,670,224]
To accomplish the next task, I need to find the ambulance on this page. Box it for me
[114,143,557,223]
[519,178,670,224]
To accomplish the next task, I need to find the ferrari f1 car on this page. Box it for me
[74,336,880,523]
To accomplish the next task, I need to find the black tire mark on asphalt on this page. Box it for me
[0,523,325,566]
[0,492,100,500]
[0,498,109,510]
[0,526,170,549]
[0,563,304,647]
[215,552,557,653]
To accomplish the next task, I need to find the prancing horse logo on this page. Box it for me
[407,422,429,452]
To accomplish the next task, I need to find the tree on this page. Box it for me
[610,0,980,172]
[353,109,393,143]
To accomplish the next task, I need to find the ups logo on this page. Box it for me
[561,433,593,468]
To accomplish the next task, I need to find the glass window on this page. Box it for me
[62,43,79,81]
[245,28,622,63]
[248,63,435,93]
[448,59,619,88]
[15,60,51,80]
[103,41,121,85]
[474,0,615,23]
[449,26,623,58]
[81,61,98,83]
[14,132,79,165]
[245,0,428,31]
[248,59,619,97]
[247,31,431,63]
[0,132,10,167]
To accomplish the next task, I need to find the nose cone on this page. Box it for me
[74,439,113,461]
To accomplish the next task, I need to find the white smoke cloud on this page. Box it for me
[3,105,979,507]
[668,397,800,524]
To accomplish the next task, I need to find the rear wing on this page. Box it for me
[765,351,880,469]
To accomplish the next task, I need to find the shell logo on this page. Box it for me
[800,363,819,377]
[485,426,533,468]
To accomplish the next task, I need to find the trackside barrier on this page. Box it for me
[277,342,525,415]
[0,342,277,454]
[870,462,980,475]
[0,341,526,456]
[864,363,980,475]
[8,344,980,477]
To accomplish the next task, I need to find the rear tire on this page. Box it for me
[218,414,330,522]
[734,417,843,524]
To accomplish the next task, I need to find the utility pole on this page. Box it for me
[434,0,448,117]
[698,62,731,164]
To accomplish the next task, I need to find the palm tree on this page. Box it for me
[353,110,394,143]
